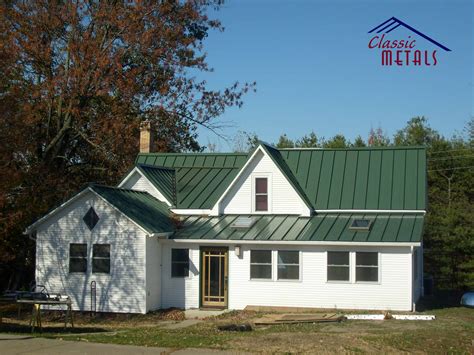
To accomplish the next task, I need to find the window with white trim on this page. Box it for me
[250,250,272,279]
[355,252,378,282]
[92,244,110,274]
[69,243,87,273]
[171,249,189,277]
[277,251,299,280]
[254,177,268,211]
[327,251,350,281]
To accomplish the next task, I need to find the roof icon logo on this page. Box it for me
[368,17,451,52]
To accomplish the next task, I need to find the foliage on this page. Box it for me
[0,1,254,290]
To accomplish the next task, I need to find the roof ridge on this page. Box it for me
[90,183,152,195]
[277,146,427,151]
[137,164,176,172]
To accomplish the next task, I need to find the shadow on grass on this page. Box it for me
[0,322,109,335]
[417,290,464,312]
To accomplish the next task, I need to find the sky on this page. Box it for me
[195,0,473,151]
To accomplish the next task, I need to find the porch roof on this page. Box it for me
[172,213,424,243]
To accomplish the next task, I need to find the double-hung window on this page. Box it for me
[171,249,189,277]
[92,244,110,274]
[250,250,272,279]
[277,251,299,280]
[255,177,268,211]
[69,243,87,273]
[356,252,379,282]
[327,251,350,281]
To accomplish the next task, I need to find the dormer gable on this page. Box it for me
[118,165,175,207]
[211,143,313,216]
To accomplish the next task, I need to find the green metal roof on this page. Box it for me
[137,165,176,205]
[279,147,427,210]
[90,184,173,234]
[136,153,248,169]
[136,153,248,209]
[135,145,427,211]
[175,167,239,208]
[172,213,424,243]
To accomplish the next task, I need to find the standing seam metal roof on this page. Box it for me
[90,184,173,234]
[172,213,424,243]
[136,145,427,211]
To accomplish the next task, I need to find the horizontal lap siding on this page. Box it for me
[161,243,200,309]
[222,151,309,215]
[36,193,147,314]
[146,237,161,312]
[121,171,167,203]
[228,245,412,311]
[160,242,413,311]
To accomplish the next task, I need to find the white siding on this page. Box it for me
[146,237,161,311]
[35,192,147,314]
[220,150,310,216]
[121,171,170,205]
[161,242,414,311]
[161,243,200,309]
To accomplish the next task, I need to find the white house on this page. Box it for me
[26,125,426,313]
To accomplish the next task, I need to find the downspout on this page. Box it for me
[410,245,414,312]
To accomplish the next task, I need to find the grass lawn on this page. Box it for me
[1,295,473,353]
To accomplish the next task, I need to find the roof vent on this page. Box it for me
[231,217,256,229]
[83,207,99,231]
[349,218,372,231]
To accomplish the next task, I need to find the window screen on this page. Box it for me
[92,244,110,274]
[171,249,189,277]
[255,178,268,211]
[277,251,299,280]
[250,250,272,279]
[356,252,378,282]
[327,251,350,281]
[69,243,87,273]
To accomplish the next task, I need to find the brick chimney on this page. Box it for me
[139,120,155,153]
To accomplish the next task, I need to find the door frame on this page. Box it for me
[199,246,229,309]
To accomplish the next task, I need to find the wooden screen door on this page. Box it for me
[201,247,228,308]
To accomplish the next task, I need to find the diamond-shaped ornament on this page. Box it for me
[83,207,99,230]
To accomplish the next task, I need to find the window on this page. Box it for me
[92,244,110,274]
[277,251,299,280]
[83,207,99,230]
[349,219,372,231]
[327,251,350,281]
[69,243,87,273]
[171,249,189,277]
[356,252,378,282]
[255,177,268,211]
[250,250,272,279]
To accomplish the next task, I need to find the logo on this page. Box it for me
[368,17,451,66]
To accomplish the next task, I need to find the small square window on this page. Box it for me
[69,243,87,273]
[356,252,378,282]
[250,250,272,279]
[327,251,350,281]
[277,251,299,280]
[349,219,372,231]
[92,244,110,274]
[172,249,189,277]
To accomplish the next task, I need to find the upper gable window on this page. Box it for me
[255,177,268,212]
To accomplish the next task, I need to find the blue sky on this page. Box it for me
[196,0,473,150]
